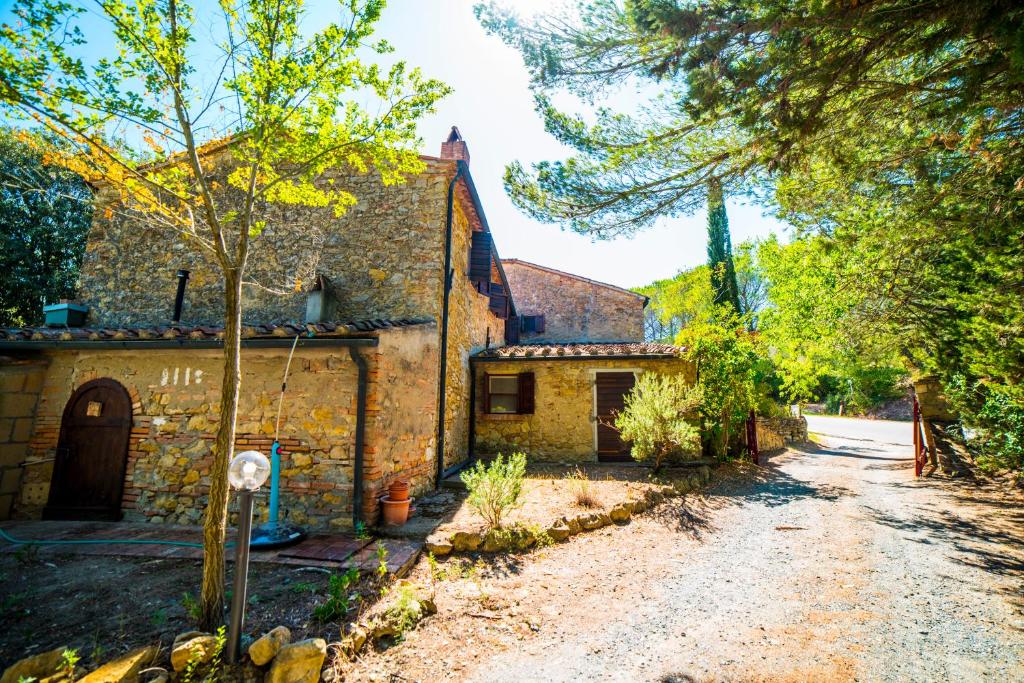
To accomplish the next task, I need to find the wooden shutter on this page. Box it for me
[505,316,520,344]
[469,232,492,288]
[489,282,509,319]
[482,372,491,414]
[535,314,546,333]
[517,372,535,414]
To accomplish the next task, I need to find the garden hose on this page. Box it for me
[0,527,233,548]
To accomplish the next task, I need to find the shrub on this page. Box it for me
[944,374,1024,473]
[564,466,601,508]
[313,567,360,622]
[615,373,702,471]
[460,452,527,529]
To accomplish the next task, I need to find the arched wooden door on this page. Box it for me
[43,379,132,521]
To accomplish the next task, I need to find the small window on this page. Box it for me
[488,375,519,414]
[484,372,535,415]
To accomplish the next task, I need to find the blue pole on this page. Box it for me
[268,440,281,524]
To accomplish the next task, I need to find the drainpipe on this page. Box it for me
[435,161,466,486]
[348,346,368,528]
[468,362,477,460]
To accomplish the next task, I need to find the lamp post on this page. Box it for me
[225,450,270,663]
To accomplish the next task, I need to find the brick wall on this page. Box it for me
[0,360,47,519]
[474,357,695,461]
[13,324,438,530]
[502,260,646,343]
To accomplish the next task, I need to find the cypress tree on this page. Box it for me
[706,178,741,314]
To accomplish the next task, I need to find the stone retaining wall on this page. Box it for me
[756,416,808,452]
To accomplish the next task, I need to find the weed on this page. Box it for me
[383,583,428,639]
[149,606,168,627]
[313,567,360,623]
[181,592,201,623]
[354,521,371,541]
[565,466,601,508]
[182,626,225,683]
[375,543,389,579]
[59,648,80,681]
[460,453,526,528]
[17,677,37,683]
[13,544,39,565]
[290,581,317,594]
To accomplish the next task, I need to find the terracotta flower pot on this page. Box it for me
[380,496,410,526]
[387,480,410,502]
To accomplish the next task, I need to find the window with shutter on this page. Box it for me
[517,372,535,414]
[535,314,545,333]
[468,231,492,288]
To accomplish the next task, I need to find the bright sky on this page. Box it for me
[371,0,788,289]
[0,0,787,289]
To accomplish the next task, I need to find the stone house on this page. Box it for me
[0,128,691,529]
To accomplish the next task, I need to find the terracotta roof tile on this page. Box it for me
[474,342,682,360]
[0,318,434,343]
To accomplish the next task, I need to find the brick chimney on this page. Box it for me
[440,126,470,165]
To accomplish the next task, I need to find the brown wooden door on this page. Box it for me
[595,372,636,462]
[44,379,132,521]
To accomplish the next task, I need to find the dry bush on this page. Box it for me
[565,466,602,508]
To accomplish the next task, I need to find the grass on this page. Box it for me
[564,466,602,508]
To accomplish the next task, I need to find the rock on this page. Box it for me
[265,639,327,683]
[671,478,691,495]
[1,647,68,683]
[581,513,611,530]
[170,632,219,672]
[563,515,582,535]
[424,534,453,556]
[546,521,571,542]
[345,625,368,655]
[78,646,158,683]
[482,527,535,552]
[630,498,647,514]
[248,626,291,666]
[450,530,483,552]
[609,503,632,523]
[419,596,437,615]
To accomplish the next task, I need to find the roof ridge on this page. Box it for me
[501,259,648,301]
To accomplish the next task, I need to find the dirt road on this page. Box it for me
[349,417,1024,682]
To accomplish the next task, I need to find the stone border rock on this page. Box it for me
[425,465,712,556]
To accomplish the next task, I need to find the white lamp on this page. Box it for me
[228,450,270,490]
[225,449,270,662]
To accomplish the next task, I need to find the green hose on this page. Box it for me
[0,527,233,548]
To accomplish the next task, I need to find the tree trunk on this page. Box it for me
[199,269,244,632]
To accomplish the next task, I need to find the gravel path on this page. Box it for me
[348,417,1024,682]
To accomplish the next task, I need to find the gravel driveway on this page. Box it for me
[348,417,1024,682]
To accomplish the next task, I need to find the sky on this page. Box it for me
[370,0,788,289]
[0,0,788,289]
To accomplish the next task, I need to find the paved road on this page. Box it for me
[354,417,1024,682]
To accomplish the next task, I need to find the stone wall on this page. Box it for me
[756,416,808,452]
[474,358,695,461]
[79,155,454,328]
[502,260,646,343]
[13,324,438,530]
[913,376,957,422]
[0,360,47,519]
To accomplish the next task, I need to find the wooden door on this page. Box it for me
[44,379,132,521]
[595,372,636,462]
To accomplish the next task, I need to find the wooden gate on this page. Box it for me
[595,372,636,462]
[43,378,132,521]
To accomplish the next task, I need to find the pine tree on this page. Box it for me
[706,178,741,315]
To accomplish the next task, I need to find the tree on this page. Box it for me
[0,0,448,629]
[0,128,91,326]
[705,177,740,314]
[615,373,701,471]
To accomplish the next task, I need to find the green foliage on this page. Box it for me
[0,128,90,327]
[615,373,701,470]
[460,453,527,529]
[945,375,1024,473]
[313,567,360,623]
[59,648,79,681]
[290,581,317,595]
[182,626,225,683]
[383,583,429,639]
[181,592,201,623]
[706,178,741,315]
[678,308,769,458]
